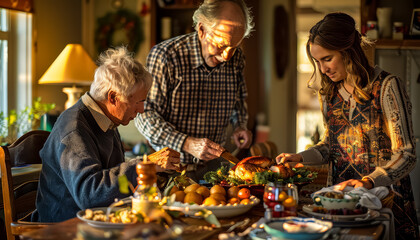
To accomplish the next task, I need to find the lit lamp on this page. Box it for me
[38,44,97,109]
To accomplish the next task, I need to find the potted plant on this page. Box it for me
[0,97,55,145]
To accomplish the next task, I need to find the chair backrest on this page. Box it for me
[250,141,278,160]
[0,130,50,240]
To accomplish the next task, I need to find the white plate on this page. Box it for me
[302,205,380,225]
[163,195,260,218]
[77,207,135,229]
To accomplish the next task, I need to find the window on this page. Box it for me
[0,8,33,137]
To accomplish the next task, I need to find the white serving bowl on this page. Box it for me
[312,192,360,210]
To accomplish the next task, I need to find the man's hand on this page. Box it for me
[232,127,252,149]
[182,137,225,161]
[275,153,303,164]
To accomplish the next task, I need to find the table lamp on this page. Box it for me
[38,44,97,109]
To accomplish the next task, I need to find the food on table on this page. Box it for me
[210,185,226,195]
[203,156,318,186]
[82,208,140,223]
[313,191,360,210]
[166,181,252,207]
[227,186,240,198]
[147,147,181,171]
[184,192,203,205]
[210,193,226,202]
[81,207,172,225]
[282,220,330,233]
[184,183,201,194]
[238,188,251,199]
[231,156,273,181]
[203,197,220,206]
[283,221,308,233]
[196,186,211,198]
[173,191,185,202]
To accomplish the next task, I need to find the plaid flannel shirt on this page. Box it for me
[135,32,248,164]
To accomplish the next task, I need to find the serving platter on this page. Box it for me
[163,195,260,218]
[77,207,135,229]
[301,205,381,227]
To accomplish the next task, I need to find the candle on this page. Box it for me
[143,154,148,163]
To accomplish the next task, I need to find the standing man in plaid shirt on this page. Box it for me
[135,0,254,180]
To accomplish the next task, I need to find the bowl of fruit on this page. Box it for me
[163,183,260,218]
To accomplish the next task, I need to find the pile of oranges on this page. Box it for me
[169,184,251,206]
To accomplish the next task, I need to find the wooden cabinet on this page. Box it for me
[150,1,202,46]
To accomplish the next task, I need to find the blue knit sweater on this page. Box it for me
[32,100,138,222]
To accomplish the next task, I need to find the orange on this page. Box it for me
[240,198,251,205]
[184,184,201,194]
[173,190,185,202]
[278,191,288,202]
[238,188,250,199]
[282,196,296,208]
[210,193,226,202]
[196,186,211,198]
[203,197,220,206]
[227,186,240,199]
[228,197,240,204]
[184,192,203,205]
[210,185,226,196]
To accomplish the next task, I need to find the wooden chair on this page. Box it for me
[0,130,54,240]
[250,141,278,160]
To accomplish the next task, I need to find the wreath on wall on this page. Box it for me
[95,9,144,55]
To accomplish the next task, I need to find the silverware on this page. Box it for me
[221,151,240,165]
[226,218,250,233]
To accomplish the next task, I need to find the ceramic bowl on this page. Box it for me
[312,192,360,210]
[263,217,332,240]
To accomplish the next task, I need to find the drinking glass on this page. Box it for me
[263,182,298,218]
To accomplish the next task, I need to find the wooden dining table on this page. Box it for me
[19,202,391,240]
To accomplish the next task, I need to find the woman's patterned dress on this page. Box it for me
[301,67,419,239]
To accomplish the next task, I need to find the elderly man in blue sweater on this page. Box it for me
[32,46,179,222]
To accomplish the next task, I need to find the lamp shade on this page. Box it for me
[38,44,97,85]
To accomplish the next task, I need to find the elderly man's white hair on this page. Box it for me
[192,0,254,38]
[90,46,152,101]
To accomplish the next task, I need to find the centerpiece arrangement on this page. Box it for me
[204,156,318,186]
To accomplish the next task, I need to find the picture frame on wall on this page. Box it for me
[410,8,420,36]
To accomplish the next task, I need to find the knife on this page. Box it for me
[220,151,240,165]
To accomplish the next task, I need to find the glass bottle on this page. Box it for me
[132,155,162,215]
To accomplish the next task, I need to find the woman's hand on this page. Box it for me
[336,178,373,190]
[275,153,303,164]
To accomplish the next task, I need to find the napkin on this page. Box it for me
[312,185,389,210]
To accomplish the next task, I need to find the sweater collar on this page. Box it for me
[81,93,116,132]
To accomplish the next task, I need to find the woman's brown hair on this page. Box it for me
[306,12,374,103]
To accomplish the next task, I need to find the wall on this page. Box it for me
[33,0,84,113]
[260,0,297,153]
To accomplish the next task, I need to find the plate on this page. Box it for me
[163,195,260,218]
[302,205,380,226]
[263,217,332,240]
[77,207,135,229]
[11,164,42,177]
[249,228,271,240]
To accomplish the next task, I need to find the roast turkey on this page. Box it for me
[228,156,296,182]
